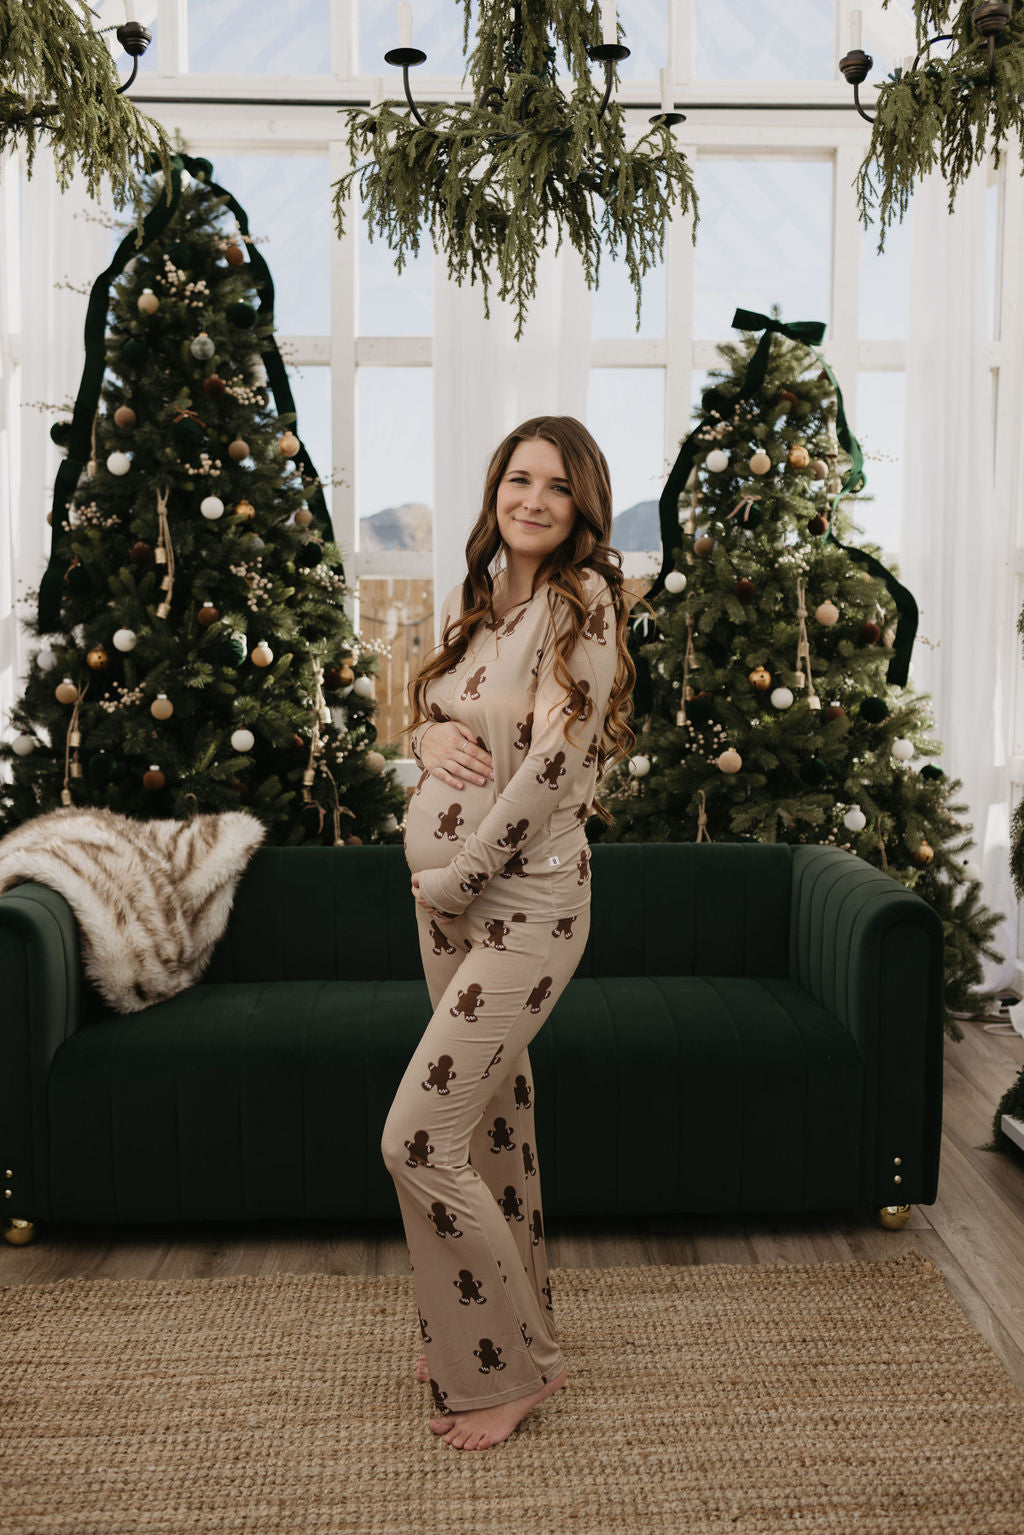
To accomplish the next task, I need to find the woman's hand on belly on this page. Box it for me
[421,720,494,789]
[411,871,454,921]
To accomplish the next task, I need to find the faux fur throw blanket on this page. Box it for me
[0,807,266,1014]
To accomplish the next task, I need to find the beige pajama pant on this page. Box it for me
[381,898,590,1414]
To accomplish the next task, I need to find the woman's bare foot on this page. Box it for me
[428,1367,567,1450]
[415,1354,429,1384]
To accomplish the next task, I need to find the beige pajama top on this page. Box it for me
[404,566,620,922]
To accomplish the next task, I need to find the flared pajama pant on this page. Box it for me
[381,898,590,1414]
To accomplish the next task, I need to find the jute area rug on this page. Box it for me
[2,1249,1023,1535]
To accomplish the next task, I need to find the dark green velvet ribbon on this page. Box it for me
[628,306,917,717]
[38,152,335,634]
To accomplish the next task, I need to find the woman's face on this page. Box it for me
[495,437,578,567]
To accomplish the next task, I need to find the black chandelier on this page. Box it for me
[88,4,152,95]
[839,1,1012,121]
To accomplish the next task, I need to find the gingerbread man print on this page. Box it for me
[496,817,530,850]
[434,803,465,841]
[449,982,485,1023]
[514,712,534,752]
[461,665,487,701]
[583,601,609,644]
[522,1143,536,1178]
[481,1043,504,1080]
[525,975,552,1014]
[551,915,576,941]
[487,1116,516,1153]
[429,918,458,954]
[474,1339,506,1373]
[404,1130,435,1167]
[428,1201,463,1238]
[499,1185,524,1222]
[422,1055,457,1094]
[454,1269,487,1305]
[536,750,568,789]
[514,1074,532,1110]
[482,917,510,950]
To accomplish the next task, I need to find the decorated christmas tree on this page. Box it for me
[595,309,1003,1033]
[0,154,407,848]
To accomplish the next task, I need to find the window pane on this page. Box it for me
[693,159,833,339]
[593,242,665,339]
[853,372,905,555]
[357,368,433,532]
[358,215,433,336]
[588,370,665,551]
[987,178,999,341]
[357,577,436,758]
[286,365,332,520]
[359,0,478,78]
[860,201,912,339]
[695,0,838,81]
[206,156,330,337]
[613,0,669,82]
[188,0,330,74]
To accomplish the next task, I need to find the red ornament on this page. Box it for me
[224,243,245,267]
[197,602,220,627]
[806,514,829,536]
[824,704,847,721]
[233,778,250,799]
[779,389,799,408]
[129,541,152,564]
[858,621,882,645]
[114,405,137,428]
[143,766,166,791]
[734,578,757,602]
[203,374,227,399]
[323,667,344,691]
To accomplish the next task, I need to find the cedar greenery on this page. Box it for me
[332,0,698,338]
[0,0,174,233]
[860,0,1024,244]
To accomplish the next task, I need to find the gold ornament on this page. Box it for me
[228,439,250,462]
[748,666,772,691]
[788,444,810,468]
[339,663,355,685]
[233,499,256,521]
[55,679,79,704]
[114,404,137,428]
[294,507,313,527]
[251,641,274,668]
[912,840,935,867]
[749,450,771,475]
[151,695,174,720]
[693,534,715,557]
[86,647,110,670]
[137,290,159,316]
[278,431,300,457]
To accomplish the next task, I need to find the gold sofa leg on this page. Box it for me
[876,1204,912,1230]
[3,1219,37,1246]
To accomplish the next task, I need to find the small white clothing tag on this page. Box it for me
[548,855,560,867]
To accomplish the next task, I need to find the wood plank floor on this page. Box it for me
[4,1015,1024,1395]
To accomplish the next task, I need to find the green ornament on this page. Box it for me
[920,764,945,781]
[859,697,889,724]
[87,752,118,787]
[217,633,247,667]
[121,338,148,367]
[227,301,257,329]
[799,755,829,787]
[166,240,191,267]
[172,417,202,447]
[50,420,72,449]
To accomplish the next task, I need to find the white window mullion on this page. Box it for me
[329,137,358,626]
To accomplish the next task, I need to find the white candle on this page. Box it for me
[849,9,862,51]
[660,66,672,114]
[397,2,413,50]
[601,1,617,46]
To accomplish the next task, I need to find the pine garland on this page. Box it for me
[332,0,697,337]
[0,0,173,231]
[861,1,1024,243]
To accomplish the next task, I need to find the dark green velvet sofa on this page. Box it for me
[0,841,944,1245]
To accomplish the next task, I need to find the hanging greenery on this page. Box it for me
[858,1,1024,243]
[0,0,174,231]
[332,0,698,338]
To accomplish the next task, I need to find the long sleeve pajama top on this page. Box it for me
[403,566,620,922]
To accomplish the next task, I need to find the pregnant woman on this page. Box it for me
[383,414,640,1451]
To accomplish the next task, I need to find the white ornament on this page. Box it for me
[36,648,57,671]
[366,750,387,774]
[353,675,375,699]
[705,448,730,474]
[190,333,216,360]
[382,814,400,834]
[815,601,840,627]
[628,754,651,777]
[843,806,867,832]
[718,748,742,773]
[891,738,915,762]
[962,860,981,882]
[201,495,225,520]
[113,628,137,652]
[770,687,794,710]
[749,450,772,476]
[664,570,687,594]
[231,728,255,753]
[12,734,36,756]
[250,359,268,386]
[106,451,131,476]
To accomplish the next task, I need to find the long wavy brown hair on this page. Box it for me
[401,415,652,826]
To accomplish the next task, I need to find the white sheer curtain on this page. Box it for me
[432,241,594,624]
[0,150,112,761]
[900,157,1017,993]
